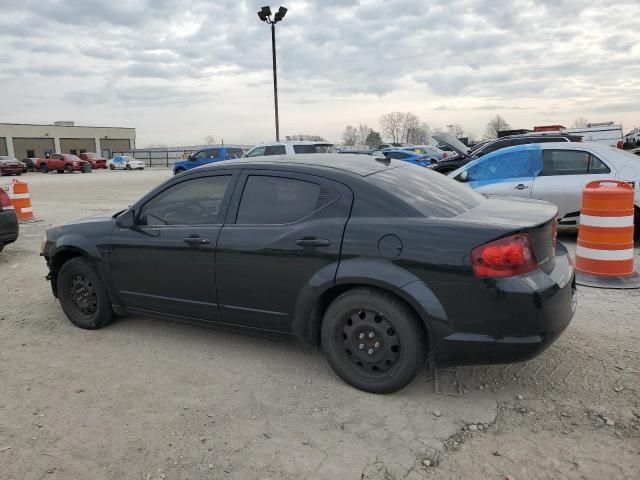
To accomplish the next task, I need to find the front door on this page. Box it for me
[109,173,237,321]
[465,147,541,200]
[216,171,353,332]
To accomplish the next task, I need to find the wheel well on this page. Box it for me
[308,283,429,347]
[50,250,83,294]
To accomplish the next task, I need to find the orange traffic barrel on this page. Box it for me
[6,179,36,222]
[575,180,639,289]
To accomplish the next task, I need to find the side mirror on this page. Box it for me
[116,210,135,229]
[459,171,469,182]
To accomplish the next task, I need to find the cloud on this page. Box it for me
[0,0,638,145]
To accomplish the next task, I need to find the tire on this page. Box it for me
[64,165,73,174]
[125,164,131,170]
[109,164,115,170]
[174,168,185,175]
[321,287,426,394]
[57,258,113,330]
[39,164,49,173]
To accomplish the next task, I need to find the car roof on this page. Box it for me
[198,153,406,177]
[250,141,333,146]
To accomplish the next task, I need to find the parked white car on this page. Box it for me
[108,155,145,170]
[449,142,640,233]
[561,122,624,148]
[244,141,334,157]
[625,127,640,148]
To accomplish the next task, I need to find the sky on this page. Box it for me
[0,0,639,147]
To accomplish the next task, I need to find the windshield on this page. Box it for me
[368,165,485,218]
[293,144,335,154]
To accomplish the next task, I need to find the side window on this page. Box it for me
[466,149,540,182]
[139,176,231,226]
[541,150,590,176]
[588,154,611,174]
[236,176,333,225]
[225,149,244,159]
[537,137,563,144]
[206,149,221,159]
[265,145,286,155]
[385,152,409,159]
[245,147,266,157]
[191,151,207,161]
[478,140,506,156]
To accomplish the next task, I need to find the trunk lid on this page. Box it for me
[456,196,558,274]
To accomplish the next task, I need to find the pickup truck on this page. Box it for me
[79,152,107,169]
[37,154,90,174]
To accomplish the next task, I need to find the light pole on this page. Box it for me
[257,6,287,142]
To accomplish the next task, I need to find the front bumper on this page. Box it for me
[430,242,576,366]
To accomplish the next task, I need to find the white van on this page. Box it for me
[562,122,624,148]
[245,141,335,157]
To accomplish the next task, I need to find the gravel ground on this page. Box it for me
[0,169,638,480]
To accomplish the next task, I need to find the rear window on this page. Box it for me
[369,166,485,218]
[226,148,244,159]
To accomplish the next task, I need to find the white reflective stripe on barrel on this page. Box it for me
[579,214,634,228]
[8,193,30,199]
[576,245,634,261]
[21,207,33,213]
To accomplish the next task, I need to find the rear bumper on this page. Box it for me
[0,166,22,175]
[430,242,576,366]
[0,210,19,245]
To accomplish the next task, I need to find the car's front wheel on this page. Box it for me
[321,288,426,393]
[64,165,73,174]
[57,258,113,329]
[125,164,131,170]
[109,164,115,170]
[174,168,185,175]
[39,164,48,173]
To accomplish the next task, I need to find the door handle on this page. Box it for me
[296,237,330,247]
[514,184,530,190]
[184,235,211,246]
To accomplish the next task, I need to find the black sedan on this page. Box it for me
[41,154,576,393]
[0,188,19,252]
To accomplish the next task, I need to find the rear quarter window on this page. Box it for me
[368,166,485,218]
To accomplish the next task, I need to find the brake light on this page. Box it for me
[616,140,624,149]
[0,189,11,211]
[471,233,538,277]
[442,152,448,159]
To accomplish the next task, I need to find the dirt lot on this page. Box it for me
[1,169,638,480]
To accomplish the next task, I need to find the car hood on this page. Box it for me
[433,133,470,158]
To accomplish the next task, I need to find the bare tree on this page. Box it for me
[484,115,510,139]
[448,123,465,138]
[406,122,432,144]
[356,123,372,146]
[204,135,216,145]
[342,125,358,146]
[572,117,589,128]
[379,112,405,142]
[399,113,420,143]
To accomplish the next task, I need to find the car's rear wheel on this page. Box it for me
[57,258,113,330]
[321,288,426,393]
[39,164,48,173]
[125,164,131,170]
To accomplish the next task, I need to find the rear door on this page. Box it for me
[463,148,541,199]
[216,170,353,332]
[532,148,613,223]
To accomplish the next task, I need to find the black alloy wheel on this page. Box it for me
[321,288,426,393]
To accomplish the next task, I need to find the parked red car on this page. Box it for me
[38,154,90,174]
[79,152,107,169]
[0,156,23,176]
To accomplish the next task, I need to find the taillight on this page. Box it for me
[471,233,538,278]
[616,140,624,149]
[0,189,11,211]
[442,152,448,159]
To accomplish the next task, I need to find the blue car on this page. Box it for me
[173,146,245,175]
[381,149,437,167]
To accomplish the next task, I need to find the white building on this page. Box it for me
[0,121,136,159]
